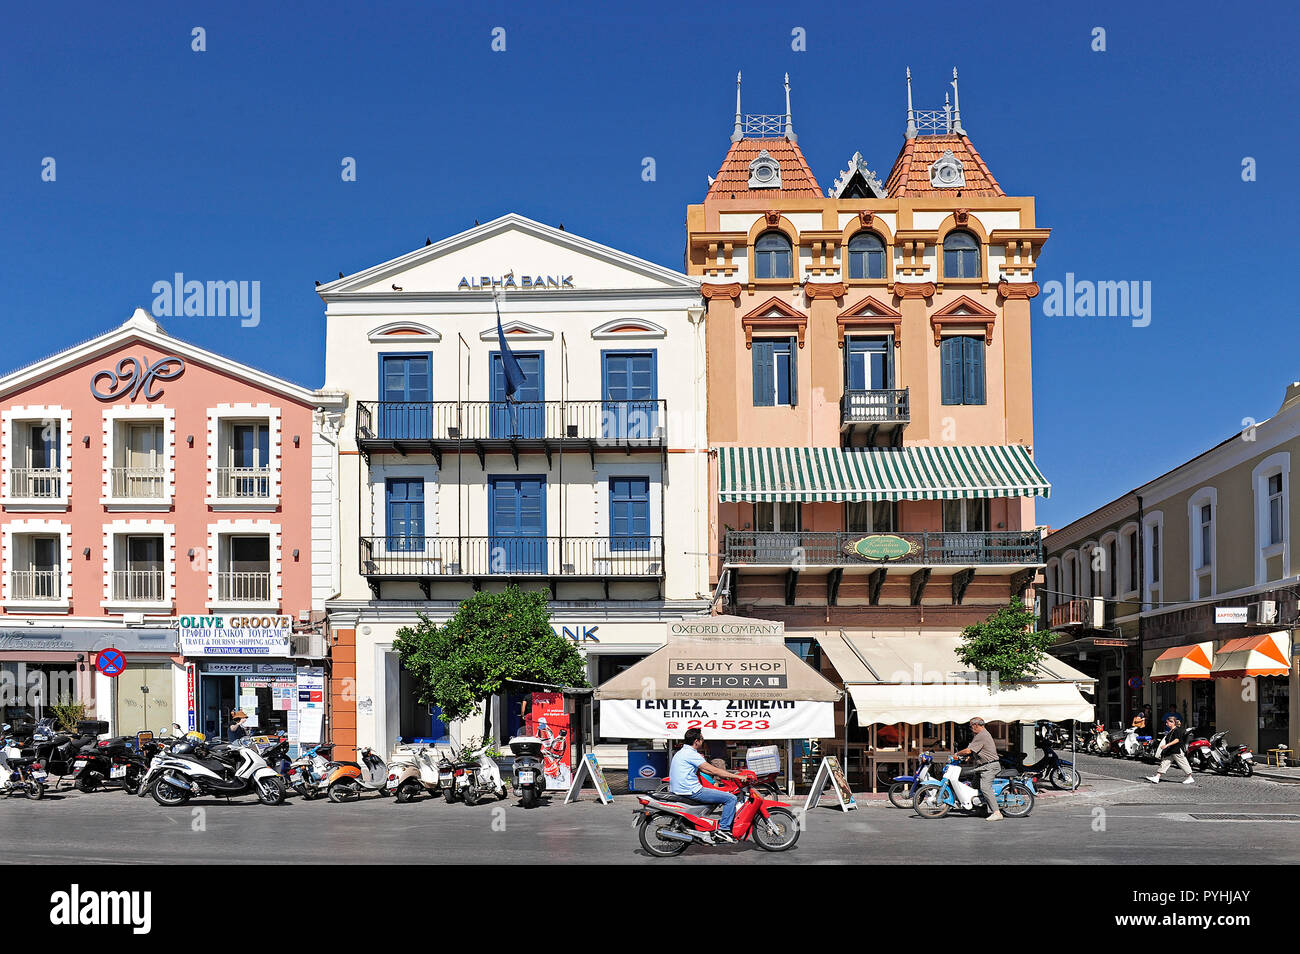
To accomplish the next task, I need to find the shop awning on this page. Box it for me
[1210,632,1291,679]
[1150,642,1213,682]
[816,632,1094,726]
[716,444,1050,503]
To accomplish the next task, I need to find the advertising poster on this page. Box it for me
[526,692,572,790]
[296,667,325,746]
[599,698,834,740]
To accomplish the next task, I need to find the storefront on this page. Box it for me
[178,615,326,754]
[0,626,179,733]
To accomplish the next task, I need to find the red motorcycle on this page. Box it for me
[635,769,800,857]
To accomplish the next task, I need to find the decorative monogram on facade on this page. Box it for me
[90,355,186,401]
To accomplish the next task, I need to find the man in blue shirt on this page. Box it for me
[668,728,750,843]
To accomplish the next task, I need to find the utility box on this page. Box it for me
[627,744,668,792]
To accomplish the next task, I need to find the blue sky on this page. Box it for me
[3,0,1297,527]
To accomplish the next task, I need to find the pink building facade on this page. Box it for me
[0,309,344,748]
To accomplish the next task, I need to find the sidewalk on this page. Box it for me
[1252,763,1300,783]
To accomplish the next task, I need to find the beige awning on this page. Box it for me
[595,616,840,702]
[1150,642,1213,682]
[816,632,1095,726]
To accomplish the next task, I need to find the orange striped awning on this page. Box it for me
[1150,642,1213,682]
[1210,632,1291,679]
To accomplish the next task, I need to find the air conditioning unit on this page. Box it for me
[1088,596,1106,628]
[1247,600,1278,626]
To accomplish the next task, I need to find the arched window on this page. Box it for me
[943,230,980,279]
[847,232,885,280]
[754,231,793,279]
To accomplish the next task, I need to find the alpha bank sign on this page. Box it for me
[457,273,574,291]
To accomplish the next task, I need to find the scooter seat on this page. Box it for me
[996,769,1019,779]
[655,792,713,807]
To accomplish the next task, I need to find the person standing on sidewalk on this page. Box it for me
[1146,714,1194,784]
[955,717,1004,821]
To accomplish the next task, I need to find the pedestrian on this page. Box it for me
[1146,713,1194,785]
[229,710,250,742]
[955,717,1004,821]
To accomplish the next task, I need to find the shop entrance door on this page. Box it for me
[200,675,237,740]
[1259,680,1289,753]
[115,663,174,736]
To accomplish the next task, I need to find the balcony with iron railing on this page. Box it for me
[111,568,165,602]
[724,529,1043,568]
[217,570,272,602]
[839,388,909,440]
[110,467,166,499]
[9,467,62,499]
[359,535,664,594]
[355,400,667,460]
[10,569,61,600]
[217,467,271,499]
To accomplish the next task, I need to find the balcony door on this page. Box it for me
[489,476,546,573]
[609,477,651,551]
[942,499,988,562]
[385,478,425,552]
[23,423,60,497]
[222,536,271,602]
[490,352,543,439]
[754,501,801,563]
[845,337,893,423]
[228,423,270,497]
[122,536,163,601]
[602,351,657,440]
[380,354,432,439]
[122,423,164,497]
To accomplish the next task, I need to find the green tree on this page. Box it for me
[393,587,588,723]
[955,598,1055,684]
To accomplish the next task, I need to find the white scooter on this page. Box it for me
[1115,725,1152,760]
[385,740,445,803]
[143,736,288,806]
[456,743,507,806]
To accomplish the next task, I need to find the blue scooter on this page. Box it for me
[914,757,1036,819]
[887,752,937,809]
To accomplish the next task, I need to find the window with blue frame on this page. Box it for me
[601,351,657,439]
[490,351,544,438]
[609,477,651,551]
[379,354,432,439]
[754,231,793,279]
[385,478,425,551]
[847,232,886,280]
[752,337,798,407]
[939,336,986,406]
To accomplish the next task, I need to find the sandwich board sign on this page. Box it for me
[803,755,857,813]
[564,753,614,805]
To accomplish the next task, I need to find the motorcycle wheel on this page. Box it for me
[520,786,538,809]
[1050,766,1081,791]
[887,782,915,810]
[328,779,361,803]
[256,777,286,806]
[395,780,421,804]
[638,814,689,857]
[26,780,44,800]
[76,772,102,793]
[999,782,1035,818]
[914,787,950,819]
[444,785,457,804]
[122,775,141,796]
[752,808,800,851]
[150,778,190,807]
[1235,760,1254,778]
[463,786,481,806]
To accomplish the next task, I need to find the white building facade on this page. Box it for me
[320,215,711,758]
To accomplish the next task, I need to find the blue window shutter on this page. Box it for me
[963,337,986,405]
[753,341,775,406]
[610,477,650,551]
[788,336,798,406]
[940,338,961,405]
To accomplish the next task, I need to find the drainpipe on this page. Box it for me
[687,304,706,598]
[1135,493,1144,725]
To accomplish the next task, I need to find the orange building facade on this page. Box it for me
[688,72,1059,768]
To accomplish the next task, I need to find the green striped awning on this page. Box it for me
[717,445,1050,503]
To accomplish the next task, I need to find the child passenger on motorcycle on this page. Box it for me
[668,728,752,844]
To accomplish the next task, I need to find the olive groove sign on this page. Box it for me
[845,533,919,561]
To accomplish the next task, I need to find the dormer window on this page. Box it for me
[754,231,793,280]
[929,149,966,188]
[748,150,782,189]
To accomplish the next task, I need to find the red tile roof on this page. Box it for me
[883,134,1004,198]
[706,137,822,199]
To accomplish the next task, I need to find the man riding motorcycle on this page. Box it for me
[954,717,1003,822]
[668,728,751,844]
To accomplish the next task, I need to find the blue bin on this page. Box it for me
[627,747,668,792]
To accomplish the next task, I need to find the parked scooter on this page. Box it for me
[507,735,546,808]
[634,769,800,856]
[887,752,937,809]
[913,757,1036,819]
[325,745,391,802]
[71,735,151,794]
[29,718,102,790]
[1114,724,1154,760]
[1,725,48,798]
[1203,730,1255,777]
[1001,739,1081,790]
[456,743,507,805]
[386,741,444,803]
[1086,721,1111,755]
[142,735,289,806]
[1186,729,1213,772]
[286,743,335,799]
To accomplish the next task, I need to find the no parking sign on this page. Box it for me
[96,647,126,678]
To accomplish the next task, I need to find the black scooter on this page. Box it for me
[508,735,546,808]
[1000,737,1081,790]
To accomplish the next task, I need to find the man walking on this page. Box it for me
[1146,713,1195,784]
[955,717,1003,821]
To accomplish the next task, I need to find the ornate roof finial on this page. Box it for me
[943,91,952,134]
[951,67,965,135]
[783,73,796,143]
[731,71,743,143]
[905,67,917,139]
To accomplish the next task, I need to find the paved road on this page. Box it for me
[3,758,1299,864]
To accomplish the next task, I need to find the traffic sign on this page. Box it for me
[97,647,126,678]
